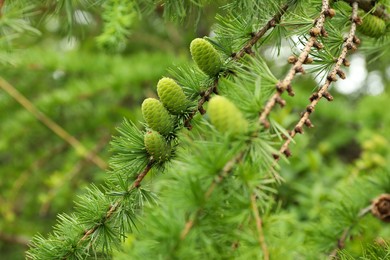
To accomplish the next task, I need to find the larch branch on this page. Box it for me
[259,0,332,128]
[251,193,269,260]
[61,1,291,252]
[233,3,290,60]
[278,0,359,159]
[180,151,245,240]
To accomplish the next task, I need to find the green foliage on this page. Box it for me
[97,0,139,51]
[1,0,390,259]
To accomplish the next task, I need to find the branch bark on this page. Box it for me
[259,0,331,128]
[0,232,30,247]
[0,0,4,17]
[233,4,290,60]
[251,193,269,260]
[278,0,359,160]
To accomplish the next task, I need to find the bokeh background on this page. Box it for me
[0,1,389,259]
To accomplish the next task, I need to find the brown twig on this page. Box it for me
[184,78,218,129]
[131,160,155,189]
[0,77,107,170]
[233,3,290,60]
[259,0,332,128]
[278,1,359,160]
[250,193,269,260]
[79,201,120,242]
[0,232,30,247]
[0,0,5,15]
[78,159,155,244]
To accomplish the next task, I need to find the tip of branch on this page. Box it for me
[323,92,334,102]
[283,148,292,157]
[306,105,315,113]
[287,84,295,96]
[353,16,363,25]
[304,119,314,128]
[325,8,336,18]
[198,106,206,115]
[294,125,304,134]
[327,74,338,82]
[288,55,298,64]
[343,58,351,67]
[310,27,321,37]
[261,119,270,129]
[313,41,324,50]
[309,93,319,102]
[336,69,346,79]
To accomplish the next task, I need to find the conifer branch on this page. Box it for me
[132,160,155,189]
[278,1,359,159]
[329,203,372,258]
[77,201,121,247]
[259,0,332,128]
[233,3,289,60]
[0,77,108,170]
[0,0,5,16]
[178,4,298,237]
[185,2,290,129]
[184,78,218,129]
[77,159,155,244]
[250,193,269,260]
[39,9,289,249]
[180,151,245,240]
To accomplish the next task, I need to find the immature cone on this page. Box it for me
[190,38,223,77]
[358,12,386,38]
[157,77,188,115]
[142,98,174,136]
[371,194,390,222]
[208,95,248,135]
[144,131,172,163]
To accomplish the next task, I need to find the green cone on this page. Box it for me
[190,38,222,77]
[208,95,248,135]
[358,12,386,38]
[142,98,174,135]
[144,130,171,162]
[157,77,188,115]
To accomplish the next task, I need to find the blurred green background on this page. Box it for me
[0,1,389,259]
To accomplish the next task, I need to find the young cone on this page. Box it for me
[142,98,174,136]
[358,12,386,38]
[190,38,223,77]
[208,95,248,135]
[144,130,172,163]
[157,77,188,115]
